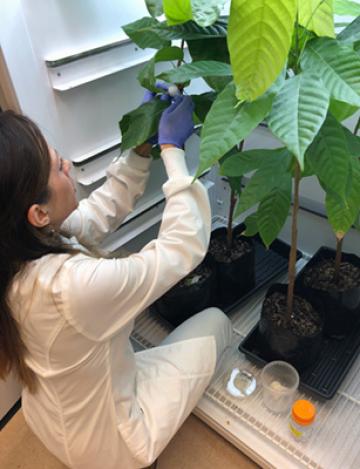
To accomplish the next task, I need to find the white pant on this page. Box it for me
[160,307,233,363]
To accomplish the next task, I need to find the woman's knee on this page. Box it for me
[199,307,233,350]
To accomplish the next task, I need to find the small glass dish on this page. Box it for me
[225,368,257,398]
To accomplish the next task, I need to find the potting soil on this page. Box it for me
[209,235,252,263]
[304,259,360,292]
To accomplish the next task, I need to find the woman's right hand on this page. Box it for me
[158,95,194,149]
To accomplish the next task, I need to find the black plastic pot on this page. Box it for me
[154,255,217,327]
[259,283,323,371]
[296,247,360,339]
[208,226,255,307]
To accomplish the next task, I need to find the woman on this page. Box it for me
[0,95,232,469]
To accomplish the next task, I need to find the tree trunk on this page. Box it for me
[334,236,343,283]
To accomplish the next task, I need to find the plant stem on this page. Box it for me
[334,236,343,283]
[177,39,185,68]
[287,161,301,322]
[226,140,245,249]
[227,189,237,249]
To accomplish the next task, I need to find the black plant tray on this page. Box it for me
[239,321,360,399]
[220,234,302,314]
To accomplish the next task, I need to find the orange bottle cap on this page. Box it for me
[292,400,316,426]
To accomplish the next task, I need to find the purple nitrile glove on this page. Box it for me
[142,82,171,144]
[158,95,194,149]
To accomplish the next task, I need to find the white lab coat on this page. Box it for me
[9,147,216,469]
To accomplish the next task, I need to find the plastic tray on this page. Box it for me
[239,320,360,399]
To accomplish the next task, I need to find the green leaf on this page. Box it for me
[228,176,242,196]
[163,0,225,27]
[197,83,274,176]
[301,38,360,107]
[267,73,330,169]
[235,152,292,215]
[243,213,259,237]
[191,0,226,27]
[343,125,360,155]
[329,99,359,121]
[122,17,174,49]
[145,0,163,17]
[138,46,184,91]
[337,15,360,44]
[119,99,169,150]
[163,0,192,25]
[221,148,290,177]
[334,0,360,16]
[228,0,297,102]
[257,174,292,247]
[169,18,228,39]
[192,92,217,123]
[306,114,352,200]
[298,0,335,38]
[157,60,232,83]
[326,155,360,235]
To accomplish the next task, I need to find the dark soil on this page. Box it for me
[177,263,212,290]
[304,260,360,292]
[263,292,322,337]
[209,233,252,263]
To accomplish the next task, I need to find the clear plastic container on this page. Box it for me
[289,399,316,441]
[260,361,299,414]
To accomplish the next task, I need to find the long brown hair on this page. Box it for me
[0,111,71,392]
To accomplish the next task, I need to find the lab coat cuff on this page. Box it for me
[161,148,189,178]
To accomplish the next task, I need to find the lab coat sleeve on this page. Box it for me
[54,147,211,342]
[60,149,151,247]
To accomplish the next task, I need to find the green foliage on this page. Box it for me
[138,46,183,91]
[228,0,297,101]
[306,114,352,200]
[163,0,225,27]
[121,0,360,253]
[337,15,360,44]
[267,72,330,169]
[197,83,274,176]
[119,99,169,150]
[157,60,232,84]
[298,0,335,38]
[145,0,163,18]
[301,38,360,107]
[334,0,360,16]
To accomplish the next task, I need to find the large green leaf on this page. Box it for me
[337,15,360,44]
[157,60,232,83]
[220,148,290,176]
[243,213,259,237]
[344,124,360,155]
[163,0,192,25]
[227,0,297,102]
[334,0,360,16]
[170,18,228,39]
[122,17,175,49]
[119,99,169,150]
[138,47,183,91]
[306,114,352,200]
[145,0,163,17]
[267,73,330,169]
[326,155,360,236]
[329,99,359,121]
[257,174,292,247]
[196,82,274,176]
[301,38,360,107]
[163,0,225,27]
[298,0,335,38]
[123,17,228,49]
[234,151,292,215]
